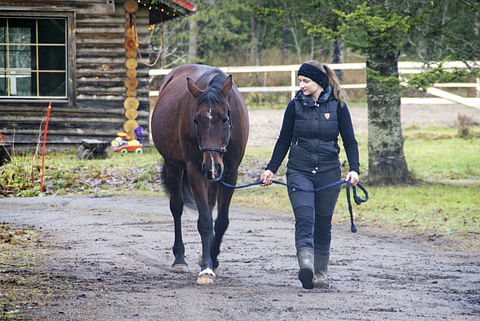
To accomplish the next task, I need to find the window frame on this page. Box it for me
[0,7,75,106]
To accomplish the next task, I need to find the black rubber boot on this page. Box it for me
[297,248,314,289]
[313,250,329,288]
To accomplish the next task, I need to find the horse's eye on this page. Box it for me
[193,116,199,124]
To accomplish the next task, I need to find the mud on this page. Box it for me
[1,195,479,320]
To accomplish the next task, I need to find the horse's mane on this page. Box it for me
[196,69,228,106]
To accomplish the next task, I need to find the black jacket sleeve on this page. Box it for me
[338,104,360,174]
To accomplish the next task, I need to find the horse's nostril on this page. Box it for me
[201,163,223,181]
[201,164,209,177]
[215,164,222,177]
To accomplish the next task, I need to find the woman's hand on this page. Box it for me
[345,171,359,187]
[260,170,274,186]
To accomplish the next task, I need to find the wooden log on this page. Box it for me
[123,119,139,132]
[123,97,139,110]
[125,109,138,120]
[126,27,135,37]
[125,58,138,69]
[127,88,137,97]
[126,48,137,58]
[125,37,137,50]
[127,68,137,78]
[124,0,138,13]
[125,77,139,89]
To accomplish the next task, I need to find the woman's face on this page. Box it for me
[298,75,322,99]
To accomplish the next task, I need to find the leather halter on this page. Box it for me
[198,146,228,153]
[196,107,231,154]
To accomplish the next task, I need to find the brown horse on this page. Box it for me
[151,64,249,285]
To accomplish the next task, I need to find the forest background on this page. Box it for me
[151,0,479,88]
[149,0,480,184]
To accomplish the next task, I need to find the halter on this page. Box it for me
[199,146,228,153]
[196,106,231,154]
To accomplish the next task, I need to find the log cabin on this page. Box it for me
[0,0,194,150]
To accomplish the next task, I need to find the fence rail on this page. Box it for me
[149,62,480,109]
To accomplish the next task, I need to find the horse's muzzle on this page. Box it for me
[202,163,223,181]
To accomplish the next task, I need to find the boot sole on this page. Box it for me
[298,268,314,289]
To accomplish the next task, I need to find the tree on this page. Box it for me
[150,1,479,185]
[302,0,479,185]
[330,2,411,184]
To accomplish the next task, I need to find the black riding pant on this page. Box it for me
[286,167,341,253]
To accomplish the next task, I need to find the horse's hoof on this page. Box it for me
[172,263,189,273]
[196,268,215,285]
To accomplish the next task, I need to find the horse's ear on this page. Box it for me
[187,77,204,98]
[220,75,233,97]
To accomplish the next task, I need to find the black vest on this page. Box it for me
[287,95,341,173]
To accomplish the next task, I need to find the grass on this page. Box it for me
[0,150,164,197]
[1,125,479,249]
[233,125,480,249]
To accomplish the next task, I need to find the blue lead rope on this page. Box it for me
[220,178,368,233]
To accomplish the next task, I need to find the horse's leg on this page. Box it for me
[186,163,215,285]
[211,170,237,273]
[164,161,188,272]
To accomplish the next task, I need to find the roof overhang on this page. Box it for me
[137,0,196,24]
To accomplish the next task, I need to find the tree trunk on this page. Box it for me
[160,24,169,68]
[250,15,260,66]
[332,35,344,81]
[282,25,289,64]
[366,51,410,184]
[188,18,197,63]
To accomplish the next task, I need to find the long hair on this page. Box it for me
[305,60,347,107]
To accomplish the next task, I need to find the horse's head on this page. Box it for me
[187,74,233,181]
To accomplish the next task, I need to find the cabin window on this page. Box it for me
[0,17,67,99]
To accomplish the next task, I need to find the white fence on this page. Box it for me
[149,62,480,109]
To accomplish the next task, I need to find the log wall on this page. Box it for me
[0,0,152,149]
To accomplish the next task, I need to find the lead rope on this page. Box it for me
[220,178,368,233]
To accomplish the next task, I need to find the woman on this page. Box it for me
[260,61,360,289]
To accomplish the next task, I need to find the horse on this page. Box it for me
[151,64,249,285]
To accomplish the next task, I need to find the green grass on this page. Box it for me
[1,125,479,248]
[233,125,480,248]
[0,149,165,197]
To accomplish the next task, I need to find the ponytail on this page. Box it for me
[305,61,348,107]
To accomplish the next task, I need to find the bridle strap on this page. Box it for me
[199,146,228,153]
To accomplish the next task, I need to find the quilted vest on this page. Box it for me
[287,92,341,173]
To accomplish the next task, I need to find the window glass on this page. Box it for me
[0,46,5,69]
[8,19,36,43]
[9,45,35,69]
[39,72,65,96]
[0,17,67,98]
[11,71,36,96]
[0,72,6,96]
[38,19,65,44]
[0,19,6,43]
[39,46,65,70]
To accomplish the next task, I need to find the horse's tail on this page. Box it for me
[161,166,197,210]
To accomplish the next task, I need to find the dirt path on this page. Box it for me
[2,103,480,320]
[1,195,479,320]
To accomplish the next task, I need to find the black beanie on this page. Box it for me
[297,63,328,88]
